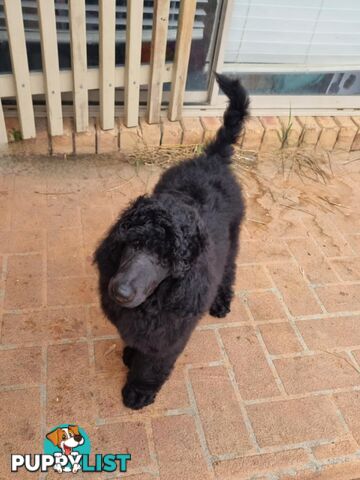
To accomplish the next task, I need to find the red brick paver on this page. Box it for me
[1,151,360,479]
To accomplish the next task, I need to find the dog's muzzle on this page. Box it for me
[108,250,169,308]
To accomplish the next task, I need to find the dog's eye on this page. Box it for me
[62,434,66,440]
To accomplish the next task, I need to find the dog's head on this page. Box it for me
[94,194,208,309]
[46,425,84,455]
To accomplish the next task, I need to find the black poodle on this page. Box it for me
[94,74,249,410]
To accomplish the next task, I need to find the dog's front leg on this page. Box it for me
[122,345,137,368]
[122,350,177,410]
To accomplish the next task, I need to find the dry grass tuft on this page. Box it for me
[232,146,334,185]
[125,143,333,187]
[125,144,205,169]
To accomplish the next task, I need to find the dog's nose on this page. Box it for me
[109,280,136,303]
[74,434,82,442]
[116,284,135,301]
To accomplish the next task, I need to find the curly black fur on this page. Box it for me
[94,74,249,410]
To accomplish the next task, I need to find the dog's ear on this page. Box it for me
[194,217,208,252]
[46,428,61,446]
[68,425,80,436]
[94,225,124,271]
[181,212,208,258]
[172,213,208,277]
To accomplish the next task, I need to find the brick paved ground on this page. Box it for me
[1,151,360,479]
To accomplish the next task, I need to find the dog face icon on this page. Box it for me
[46,425,84,456]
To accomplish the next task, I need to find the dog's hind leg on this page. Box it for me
[210,219,241,318]
[122,350,179,410]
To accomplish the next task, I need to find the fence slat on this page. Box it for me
[147,0,170,124]
[99,0,116,130]
[0,100,7,145]
[4,0,36,139]
[69,0,88,132]
[168,0,197,121]
[37,0,63,136]
[124,0,144,127]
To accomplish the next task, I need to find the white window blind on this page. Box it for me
[225,0,360,66]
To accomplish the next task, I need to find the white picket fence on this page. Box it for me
[0,0,198,144]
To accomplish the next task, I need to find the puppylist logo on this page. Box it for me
[11,424,131,474]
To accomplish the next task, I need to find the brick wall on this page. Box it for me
[1,115,360,156]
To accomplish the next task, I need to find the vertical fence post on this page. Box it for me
[147,0,170,124]
[37,0,63,136]
[99,0,116,130]
[69,0,88,132]
[0,100,7,145]
[168,0,197,122]
[124,0,144,128]
[3,0,36,139]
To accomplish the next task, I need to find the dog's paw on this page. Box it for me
[122,346,136,368]
[72,464,81,474]
[122,382,156,410]
[210,301,230,318]
[53,463,63,473]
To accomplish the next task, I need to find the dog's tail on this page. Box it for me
[205,73,249,159]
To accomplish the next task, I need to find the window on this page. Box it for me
[222,0,360,97]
